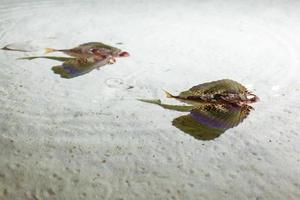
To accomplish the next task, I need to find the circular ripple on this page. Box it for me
[105,77,124,88]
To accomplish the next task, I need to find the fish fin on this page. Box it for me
[19,56,74,62]
[45,48,56,54]
[163,90,174,98]
[188,79,248,94]
[108,57,116,64]
[138,98,193,112]
[138,99,162,105]
[52,65,72,78]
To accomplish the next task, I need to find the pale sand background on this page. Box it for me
[0,0,300,199]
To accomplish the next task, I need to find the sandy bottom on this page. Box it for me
[0,0,300,199]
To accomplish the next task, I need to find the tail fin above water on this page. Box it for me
[45,48,56,54]
[163,90,174,98]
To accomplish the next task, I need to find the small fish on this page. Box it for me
[139,79,259,140]
[17,42,130,79]
[45,42,130,62]
[164,79,259,108]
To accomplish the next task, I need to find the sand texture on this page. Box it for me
[0,0,300,199]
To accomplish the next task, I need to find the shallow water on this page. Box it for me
[0,0,300,200]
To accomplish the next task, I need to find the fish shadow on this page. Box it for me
[139,99,252,141]
[19,56,111,79]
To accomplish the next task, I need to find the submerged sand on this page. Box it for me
[0,0,300,199]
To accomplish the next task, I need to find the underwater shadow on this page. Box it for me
[19,56,111,79]
[139,99,252,140]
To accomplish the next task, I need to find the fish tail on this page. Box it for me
[45,48,56,54]
[163,90,174,98]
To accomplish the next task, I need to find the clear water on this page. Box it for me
[0,0,300,199]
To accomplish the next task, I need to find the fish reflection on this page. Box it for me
[2,42,130,79]
[20,56,114,79]
[139,79,258,140]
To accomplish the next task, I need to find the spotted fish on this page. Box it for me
[139,79,258,140]
[45,42,129,63]
[164,79,259,107]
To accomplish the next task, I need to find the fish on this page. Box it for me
[139,79,259,140]
[164,79,259,107]
[17,41,130,79]
[44,42,130,62]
